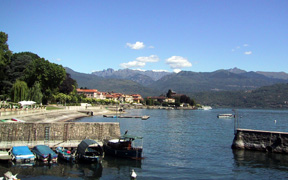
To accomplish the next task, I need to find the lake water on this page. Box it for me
[2,108,288,179]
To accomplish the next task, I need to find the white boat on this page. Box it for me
[217,114,234,118]
[0,151,12,161]
[141,115,150,120]
[200,106,212,110]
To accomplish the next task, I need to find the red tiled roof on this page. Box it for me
[77,89,98,93]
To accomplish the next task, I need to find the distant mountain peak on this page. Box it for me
[92,68,172,84]
[227,67,246,74]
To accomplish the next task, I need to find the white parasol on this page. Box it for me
[18,101,36,106]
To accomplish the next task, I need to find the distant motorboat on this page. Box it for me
[141,115,150,120]
[217,114,234,118]
[200,106,212,110]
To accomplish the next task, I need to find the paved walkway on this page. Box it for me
[0,107,113,123]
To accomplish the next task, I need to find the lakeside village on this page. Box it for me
[0,88,207,112]
[76,88,199,109]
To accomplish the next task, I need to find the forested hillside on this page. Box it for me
[193,83,288,108]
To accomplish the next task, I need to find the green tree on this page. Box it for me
[0,32,13,98]
[59,73,78,94]
[7,52,40,83]
[29,82,43,104]
[166,89,172,98]
[24,58,66,104]
[11,80,29,102]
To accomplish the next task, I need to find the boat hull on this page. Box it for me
[104,145,143,159]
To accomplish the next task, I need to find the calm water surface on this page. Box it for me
[1,108,288,179]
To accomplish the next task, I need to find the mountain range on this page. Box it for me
[66,67,288,103]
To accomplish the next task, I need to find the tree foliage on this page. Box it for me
[0,32,13,98]
[24,58,66,103]
[59,73,78,94]
[29,82,43,104]
[12,80,29,102]
[7,52,40,83]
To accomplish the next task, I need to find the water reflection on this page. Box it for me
[0,160,103,179]
[233,149,288,170]
[102,156,142,169]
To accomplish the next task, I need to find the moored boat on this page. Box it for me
[55,147,75,162]
[141,115,150,120]
[0,150,12,162]
[9,146,35,163]
[217,113,234,118]
[76,139,104,163]
[103,133,143,159]
[32,145,58,163]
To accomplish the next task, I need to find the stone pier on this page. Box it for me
[232,128,288,153]
[0,122,120,150]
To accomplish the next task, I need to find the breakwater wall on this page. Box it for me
[231,129,288,153]
[0,122,120,150]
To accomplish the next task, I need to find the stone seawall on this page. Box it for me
[231,129,288,153]
[0,122,120,149]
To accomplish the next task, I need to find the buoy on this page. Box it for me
[275,120,277,124]
[131,169,137,179]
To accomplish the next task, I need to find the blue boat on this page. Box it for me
[9,146,35,163]
[76,139,104,163]
[55,147,75,162]
[103,134,143,160]
[32,145,58,163]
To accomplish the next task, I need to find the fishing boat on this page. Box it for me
[55,147,75,162]
[76,139,104,163]
[103,133,143,159]
[217,113,234,118]
[9,146,35,163]
[32,145,58,163]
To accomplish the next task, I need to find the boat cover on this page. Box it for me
[34,145,57,156]
[12,146,34,156]
[77,139,102,155]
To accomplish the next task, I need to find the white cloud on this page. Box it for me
[166,56,192,69]
[120,61,146,68]
[244,51,252,55]
[152,69,169,72]
[136,55,159,63]
[120,55,159,69]
[243,44,249,47]
[126,41,145,50]
[148,45,154,49]
[56,58,61,61]
[173,69,182,73]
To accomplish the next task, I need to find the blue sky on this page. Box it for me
[1,0,287,73]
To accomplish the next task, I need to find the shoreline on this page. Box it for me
[0,105,196,123]
[0,106,114,123]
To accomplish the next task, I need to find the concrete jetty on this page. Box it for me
[232,128,288,153]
